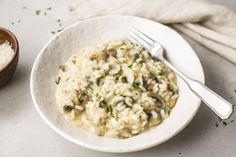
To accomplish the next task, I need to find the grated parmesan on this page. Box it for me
[0,41,14,71]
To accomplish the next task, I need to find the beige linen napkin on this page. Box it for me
[69,0,236,64]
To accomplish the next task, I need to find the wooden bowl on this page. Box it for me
[0,27,19,87]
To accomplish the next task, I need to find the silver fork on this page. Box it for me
[127,29,233,119]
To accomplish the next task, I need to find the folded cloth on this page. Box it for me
[69,0,236,64]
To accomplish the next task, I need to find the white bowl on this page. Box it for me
[30,15,204,153]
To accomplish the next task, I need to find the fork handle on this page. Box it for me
[160,57,233,119]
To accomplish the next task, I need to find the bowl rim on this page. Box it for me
[0,27,19,73]
[30,15,205,153]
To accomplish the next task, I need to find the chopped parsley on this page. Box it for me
[35,10,41,15]
[55,76,61,85]
[46,7,52,10]
[223,121,228,126]
[132,80,140,88]
[108,105,113,114]
[99,100,107,108]
[72,59,76,64]
[22,6,27,9]
[57,28,64,33]
[159,68,164,75]
[63,105,73,112]
[79,93,86,103]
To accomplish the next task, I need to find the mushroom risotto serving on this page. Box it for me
[55,40,179,138]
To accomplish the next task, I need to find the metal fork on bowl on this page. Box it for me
[127,29,233,120]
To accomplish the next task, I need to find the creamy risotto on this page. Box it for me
[55,40,179,138]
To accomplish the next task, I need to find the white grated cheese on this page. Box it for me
[0,41,14,71]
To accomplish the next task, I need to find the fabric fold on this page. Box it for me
[68,0,236,64]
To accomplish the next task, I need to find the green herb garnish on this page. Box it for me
[55,76,61,85]
[218,117,222,122]
[132,80,140,88]
[63,105,73,112]
[108,105,113,114]
[22,6,27,9]
[99,100,107,108]
[223,121,228,126]
[79,93,86,103]
[159,68,164,75]
[57,28,64,33]
[36,10,41,15]
[47,7,52,10]
[72,59,76,64]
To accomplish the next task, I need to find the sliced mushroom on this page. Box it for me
[147,92,165,106]
[89,51,108,62]
[63,105,73,113]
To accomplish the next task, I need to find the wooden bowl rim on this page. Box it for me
[0,27,19,74]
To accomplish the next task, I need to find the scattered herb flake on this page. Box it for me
[218,117,222,122]
[44,12,47,15]
[99,100,106,108]
[68,6,75,12]
[17,19,21,23]
[72,59,76,64]
[234,90,236,93]
[22,6,27,9]
[133,81,140,88]
[178,153,182,155]
[223,121,228,126]
[159,69,164,75]
[215,122,219,127]
[47,7,52,10]
[230,120,234,123]
[57,28,64,32]
[11,22,14,25]
[36,10,41,15]
[51,31,55,34]
[63,105,73,112]
[57,19,61,22]
[108,105,113,114]
[79,93,86,103]
[55,76,61,85]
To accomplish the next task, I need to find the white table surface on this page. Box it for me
[0,0,236,156]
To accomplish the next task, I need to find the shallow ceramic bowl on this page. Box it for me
[30,15,204,153]
[0,27,19,87]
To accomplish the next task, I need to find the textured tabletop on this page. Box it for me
[0,0,236,156]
